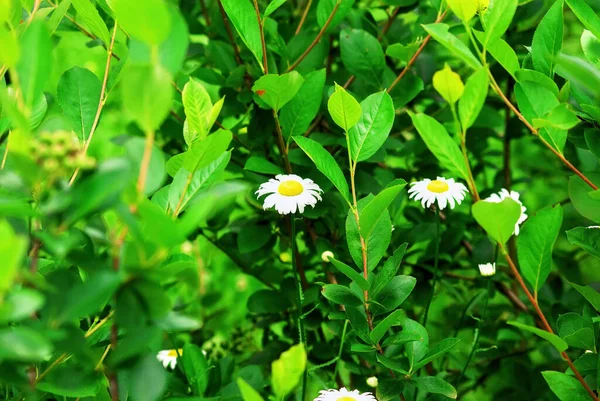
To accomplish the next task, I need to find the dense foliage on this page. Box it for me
[2,0,600,400]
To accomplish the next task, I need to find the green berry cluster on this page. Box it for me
[30,131,96,176]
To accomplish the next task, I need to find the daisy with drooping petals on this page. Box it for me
[157,349,182,369]
[485,189,527,235]
[478,262,496,277]
[315,388,377,401]
[408,177,469,210]
[256,174,323,215]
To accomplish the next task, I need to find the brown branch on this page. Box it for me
[253,0,268,74]
[295,0,313,35]
[218,0,243,65]
[378,5,401,40]
[286,2,340,72]
[199,0,211,26]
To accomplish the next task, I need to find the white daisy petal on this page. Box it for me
[256,175,323,215]
[314,388,378,401]
[478,262,496,277]
[409,177,469,211]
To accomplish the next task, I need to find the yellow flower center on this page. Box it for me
[278,180,303,196]
[426,180,449,193]
[337,397,356,401]
[167,349,183,357]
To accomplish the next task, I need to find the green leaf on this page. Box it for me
[113,0,171,44]
[557,313,595,350]
[264,0,287,18]
[182,78,213,144]
[252,72,304,112]
[182,343,209,395]
[271,344,306,399]
[130,354,167,401]
[0,327,52,362]
[542,371,590,401]
[371,243,408,297]
[0,26,19,68]
[422,23,481,70]
[220,0,264,69]
[507,321,568,352]
[340,28,386,87]
[327,83,362,132]
[471,198,521,244]
[244,156,283,175]
[382,329,426,347]
[321,284,363,306]
[413,338,461,370]
[569,174,600,223]
[330,258,370,291]
[415,377,457,399]
[408,112,469,179]
[403,318,428,370]
[346,306,372,344]
[349,90,395,163]
[280,69,326,139]
[121,64,174,132]
[124,136,167,196]
[0,219,28,300]
[517,205,563,295]
[566,226,600,259]
[569,282,600,313]
[0,288,44,324]
[48,0,73,34]
[36,364,102,397]
[458,67,489,129]
[237,378,265,401]
[317,0,355,31]
[432,65,464,104]
[581,30,600,67]
[556,54,600,100]
[376,379,405,401]
[247,290,290,314]
[531,0,563,77]
[16,21,52,109]
[71,0,110,44]
[184,129,233,173]
[359,181,406,239]
[446,0,477,22]
[565,0,600,40]
[293,136,350,202]
[56,66,101,141]
[371,275,417,316]
[370,309,405,344]
[481,0,518,47]
[473,30,519,78]
[532,104,580,130]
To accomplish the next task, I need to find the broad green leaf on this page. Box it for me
[415,377,457,399]
[182,78,212,143]
[124,136,167,196]
[381,330,424,347]
[112,0,171,44]
[0,288,44,324]
[531,0,563,77]
[121,64,173,132]
[340,28,386,87]
[404,318,428,370]
[557,313,595,350]
[566,226,600,259]
[359,181,407,238]
[446,0,477,22]
[280,69,326,139]
[481,0,518,47]
[386,42,420,65]
[271,344,306,400]
[130,354,167,401]
[0,327,52,362]
[346,306,371,343]
[0,219,28,300]
[330,258,370,291]
[36,364,102,397]
[517,205,563,295]
[473,30,519,77]
[507,321,568,352]
[370,309,405,344]
[542,371,590,401]
[569,174,600,223]
[264,0,287,18]
[413,338,461,370]
[371,275,417,316]
[321,284,363,306]
[16,20,52,109]
[0,26,19,67]
[458,67,488,129]
[585,129,600,158]
[244,156,283,175]
[377,380,405,401]
[293,136,351,202]
[327,84,362,132]
[252,72,304,112]
[569,282,600,313]
[516,69,560,96]
[72,0,110,44]
[556,54,600,100]
[349,91,395,163]
[433,64,464,105]
[317,0,355,30]
[346,195,392,272]
[472,198,521,244]
[221,0,264,69]
[182,344,209,395]
[581,30,600,67]
[565,0,600,40]
[48,0,73,34]
[408,112,469,179]
[237,378,265,401]
[56,66,101,141]
[422,23,481,70]
[371,243,408,297]
[247,290,290,314]
[532,104,580,130]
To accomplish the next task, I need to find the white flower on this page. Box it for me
[485,189,527,235]
[315,388,377,401]
[157,349,182,370]
[366,376,378,388]
[408,177,469,210]
[478,262,496,277]
[256,174,323,215]
[587,226,600,229]
[321,250,334,262]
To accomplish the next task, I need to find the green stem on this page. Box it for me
[422,207,440,328]
[291,214,307,401]
[333,320,349,380]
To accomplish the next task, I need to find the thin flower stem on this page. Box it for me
[333,320,349,379]
[295,0,313,35]
[450,104,480,201]
[273,111,292,173]
[422,207,440,328]
[136,129,155,196]
[253,0,268,74]
[291,215,308,401]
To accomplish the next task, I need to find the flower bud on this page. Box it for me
[478,262,496,277]
[366,376,378,388]
[321,250,334,262]
[279,252,292,263]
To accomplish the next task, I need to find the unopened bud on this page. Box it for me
[366,376,378,388]
[321,250,334,262]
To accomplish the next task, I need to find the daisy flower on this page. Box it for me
[485,189,527,235]
[478,262,496,277]
[157,349,182,370]
[315,388,377,401]
[256,174,323,215]
[408,177,469,210]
